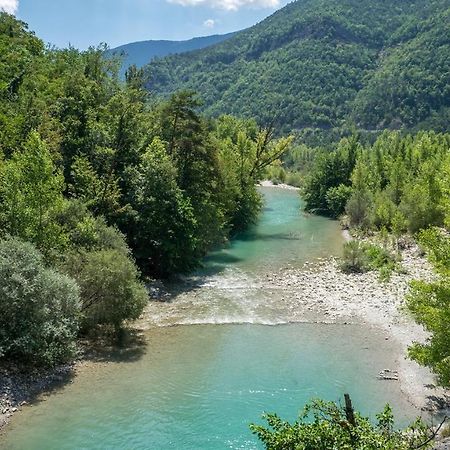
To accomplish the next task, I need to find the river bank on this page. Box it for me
[258,180,300,190]
[0,363,75,430]
[263,241,450,417]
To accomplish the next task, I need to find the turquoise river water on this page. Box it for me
[0,187,420,450]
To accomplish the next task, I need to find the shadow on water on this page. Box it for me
[0,331,149,413]
[81,330,147,364]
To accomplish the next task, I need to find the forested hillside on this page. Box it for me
[107,32,235,77]
[0,13,290,365]
[146,0,450,135]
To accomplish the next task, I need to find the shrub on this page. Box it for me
[251,398,432,450]
[0,237,80,366]
[285,171,303,187]
[57,200,148,334]
[340,240,371,273]
[62,249,148,332]
[341,240,400,280]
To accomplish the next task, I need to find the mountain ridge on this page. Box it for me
[145,0,450,136]
[107,32,236,77]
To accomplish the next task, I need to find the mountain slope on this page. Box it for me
[145,0,450,134]
[108,33,236,77]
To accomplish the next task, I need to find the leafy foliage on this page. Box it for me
[0,131,67,257]
[62,249,148,332]
[124,137,198,276]
[250,398,432,450]
[303,131,450,234]
[0,13,285,281]
[407,228,450,386]
[302,136,359,216]
[0,238,80,366]
[340,241,400,281]
[0,13,289,366]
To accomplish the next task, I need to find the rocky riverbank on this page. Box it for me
[0,363,75,430]
[265,241,450,418]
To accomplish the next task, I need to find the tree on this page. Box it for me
[326,184,352,218]
[439,154,450,228]
[251,397,433,450]
[213,115,291,232]
[303,137,359,216]
[69,155,122,217]
[346,160,373,228]
[124,137,198,276]
[0,237,80,366]
[0,131,67,257]
[62,249,148,333]
[407,228,450,386]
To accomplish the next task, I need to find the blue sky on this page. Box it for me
[1,0,290,50]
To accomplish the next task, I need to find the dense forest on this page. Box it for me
[0,13,290,366]
[146,0,450,138]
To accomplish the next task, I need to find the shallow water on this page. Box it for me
[1,324,418,450]
[204,187,343,275]
[0,188,422,450]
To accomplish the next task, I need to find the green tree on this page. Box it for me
[407,228,450,386]
[125,138,198,276]
[0,131,67,257]
[303,136,359,215]
[326,184,352,218]
[346,159,373,228]
[63,249,148,333]
[439,154,450,228]
[69,155,122,217]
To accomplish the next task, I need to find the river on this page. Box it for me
[0,187,421,450]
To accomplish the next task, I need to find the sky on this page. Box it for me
[0,0,291,50]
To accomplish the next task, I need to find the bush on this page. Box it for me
[285,171,303,187]
[340,240,371,273]
[251,398,432,450]
[57,200,148,334]
[62,249,148,332]
[326,184,352,218]
[341,240,400,280]
[0,238,80,366]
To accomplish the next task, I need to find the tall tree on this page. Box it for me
[0,131,67,256]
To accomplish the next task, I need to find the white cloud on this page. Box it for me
[168,0,280,11]
[203,18,216,28]
[0,0,18,14]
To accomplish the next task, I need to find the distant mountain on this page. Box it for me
[145,0,450,136]
[108,33,236,77]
